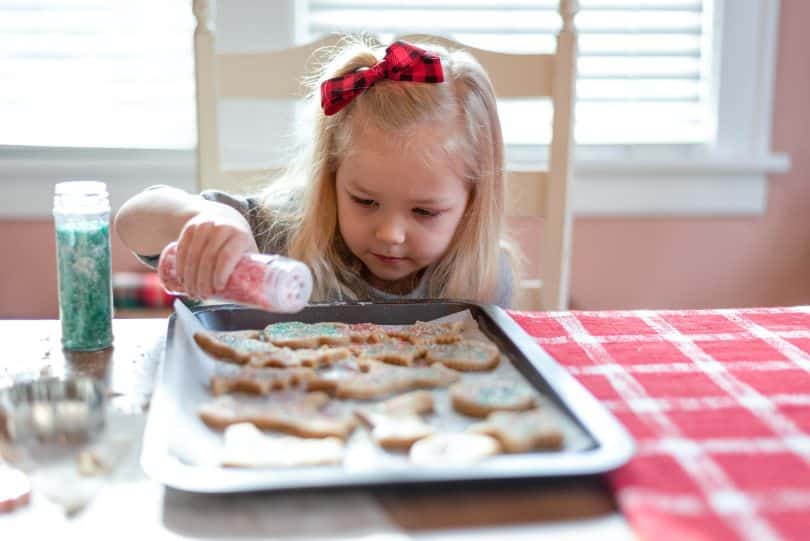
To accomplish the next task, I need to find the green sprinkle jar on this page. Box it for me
[53,181,113,351]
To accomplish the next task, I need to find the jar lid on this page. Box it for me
[55,181,108,196]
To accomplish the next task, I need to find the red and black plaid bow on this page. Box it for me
[320,41,445,116]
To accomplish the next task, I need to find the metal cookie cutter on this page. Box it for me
[0,377,107,467]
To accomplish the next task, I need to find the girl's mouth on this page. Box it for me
[373,253,406,265]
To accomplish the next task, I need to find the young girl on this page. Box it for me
[115,36,517,306]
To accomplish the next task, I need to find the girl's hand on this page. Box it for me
[174,202,259,299]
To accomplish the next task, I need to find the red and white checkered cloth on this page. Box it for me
[508,306,810,541]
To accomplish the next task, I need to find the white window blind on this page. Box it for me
[0,0,714,150]
[305,0,713,145]
[0,0,195,149]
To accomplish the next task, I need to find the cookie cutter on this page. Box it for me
[0,377,107,467]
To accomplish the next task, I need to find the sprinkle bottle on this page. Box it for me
[53,181,114,351]
[157,242,312,313]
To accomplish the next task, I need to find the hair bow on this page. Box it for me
[320,41,445,116]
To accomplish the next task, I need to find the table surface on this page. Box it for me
[0,318,635,540]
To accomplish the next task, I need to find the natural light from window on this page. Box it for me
[0,0,711,149]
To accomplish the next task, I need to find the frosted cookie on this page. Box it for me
[198,391,357,439]
[468,409,564,453]
[425,339,500,372]
[193,330,271,363]
[347,323,388,343]
[355,390,436,449]
[360,390,435,416]
[388,321,464,345]
[263,321,352,348]
[292,346,351,368]
[449,379,536,417]
[409,433,501,466]
[195,330,350,368]
[221,423,344,468]
[306,357,368,394]
[351,340,426,366]
[210,367,316,396]
[332,359,461,400]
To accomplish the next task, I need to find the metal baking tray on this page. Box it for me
[141,300,634,493]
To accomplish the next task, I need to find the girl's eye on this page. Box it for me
[413,208,441,218]
[350,195,376,208]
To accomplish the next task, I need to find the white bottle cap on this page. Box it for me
[53,181,109,214]
[262,257,313,313]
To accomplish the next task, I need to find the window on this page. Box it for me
[0,0,195,149]
[0,0,788,216]
[306,0,713,146]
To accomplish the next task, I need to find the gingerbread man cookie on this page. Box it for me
[425,339,500,372]
[468,409,564,453]
[351,340,426,366]
[210,367,316,396]
[346,322,388,343]
[388,321,464,345]
[332,359,461,400]
[355,390,436,449]
[198,391,357,439]
[195,330,350,368]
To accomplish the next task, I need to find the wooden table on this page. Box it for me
[0,319,634,539]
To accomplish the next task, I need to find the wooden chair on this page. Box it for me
[192,0,578,310]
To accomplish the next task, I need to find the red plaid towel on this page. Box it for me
[508,306,810,541]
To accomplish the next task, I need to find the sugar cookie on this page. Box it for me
[388,321,464,345]
[425,339,500,371]
[409,433,501,466]
[468,409,564,453]
[221,423,344,468]
[449,379,536,417]
[263,321,352,348]
[198,391,357,439]
[351,340,426,366]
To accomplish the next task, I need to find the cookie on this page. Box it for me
[449,379,536,417]
[364,415,435,450]
[263,321,351,348]
[194,330,271,364]
[221,423,344,468]
[355,390,436,449]
[210,367,316,395]
[358,390,435,416]
[409,433,501,466]
[196,330,350,368]
[198,391,357,439]
[388,321,464,345]
[425,339,500,371]
[351,340,426,366]
[468,409,564,453]
[346,323,388,343]
[305,357,368,394]
[331,359,461,400]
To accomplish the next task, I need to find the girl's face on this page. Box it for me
[335,122,470,292]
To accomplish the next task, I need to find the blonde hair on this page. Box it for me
[257,35,517,305]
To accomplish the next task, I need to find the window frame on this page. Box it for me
[0,0,788,218]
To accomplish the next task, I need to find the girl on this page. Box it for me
[115,36,518,306]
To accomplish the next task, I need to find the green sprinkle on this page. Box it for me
[55,222,113,351]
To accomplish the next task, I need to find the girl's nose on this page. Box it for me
[375,215,406,245]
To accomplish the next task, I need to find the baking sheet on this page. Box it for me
[142,300,634,492]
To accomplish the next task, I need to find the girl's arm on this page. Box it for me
[114,186,208,256]
[114,186,258,298]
